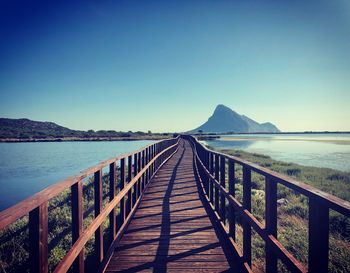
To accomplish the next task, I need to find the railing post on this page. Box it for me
[214,154,220,212]
[228,161,235,239]
[120,158,126,225]
[205,151,210,194]
[127,155,132,214]
[209,153,214,204]
[137,152,142,198]
[308,197,329,273]
[94,169,103,264]
[133,153,138,204]
[243,166,251,266]
[71,180,84,273]
[220,156,226,223]
[29,202,48,273]
[152,145,155,176]
[109,162,117,242]
[142,150,145,191]
[145,148,149,185]
[265,176,277,273]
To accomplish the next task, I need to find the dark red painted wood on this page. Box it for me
[29,202,48,273]
[71,180,84,273]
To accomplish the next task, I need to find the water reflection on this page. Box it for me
[202,133,350,172]
[0,140,155,210]
[203,139,254,149]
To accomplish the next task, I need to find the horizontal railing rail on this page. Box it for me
[183,135,350,273]
[0,136,180,273]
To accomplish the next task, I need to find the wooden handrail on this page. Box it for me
[184,134,350,273]
[0,137,179,229]
[190,137,350,216]
[0,136,180,273]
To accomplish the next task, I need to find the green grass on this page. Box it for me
[0,170,122,273]
[1,147,349,273]
[217,148,350,273]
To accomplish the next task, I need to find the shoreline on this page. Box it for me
[0,135,171,143]
[219,136,350,145]
[212,146,350,200]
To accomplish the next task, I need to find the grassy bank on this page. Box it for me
[0,171,122,273]
[214,147,350,272]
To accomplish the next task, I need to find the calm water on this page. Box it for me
[201,133,350,172]
[0,140,154,210]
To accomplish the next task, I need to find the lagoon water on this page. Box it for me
[0,140,154,210]
[1,134,350,211]
[201,133,350,172]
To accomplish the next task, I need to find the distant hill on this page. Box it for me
[0,118,77,139]
[0,118,160,140]
[190,104,280,133]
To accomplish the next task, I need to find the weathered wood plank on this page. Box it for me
[105,140,235,272]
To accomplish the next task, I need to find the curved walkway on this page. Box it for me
[105,140,239,272]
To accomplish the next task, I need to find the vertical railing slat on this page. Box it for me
[138,151,141,196]
[120,158,126,226]
[209,153,214,204]
[127,155,132,214]
[265,176,277,273]
[109,162,117,242]
[142,150,145,191]
[309,197,329,273]
[94,169,103,264]
[228,161,235,240]
[133,153,138,204]
[145,148,148,185]
[220,156,226,222]
[71,180,84,273]
[29,202,48,273]
[243,166,251,266]
[214,154,220,212]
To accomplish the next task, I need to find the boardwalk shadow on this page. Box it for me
[108,140,243,273]
[191,149,245,273]
[153,140,186,272]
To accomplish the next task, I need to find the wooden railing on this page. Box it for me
[184,135,350,273]
[0,136,180,273]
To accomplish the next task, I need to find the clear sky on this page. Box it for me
[1,0,349,132]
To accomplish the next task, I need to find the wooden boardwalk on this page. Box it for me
[2,136,349,273]
[105,140,238,272]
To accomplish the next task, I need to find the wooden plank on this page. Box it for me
[71,180,84,273]
[105,140,235,273]
[53,140,180,273]
[29,202,48,273]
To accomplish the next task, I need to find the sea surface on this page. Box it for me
[0,140,154,210]
[201,133,350,172]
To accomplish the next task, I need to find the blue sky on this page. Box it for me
[1,0,349,132]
